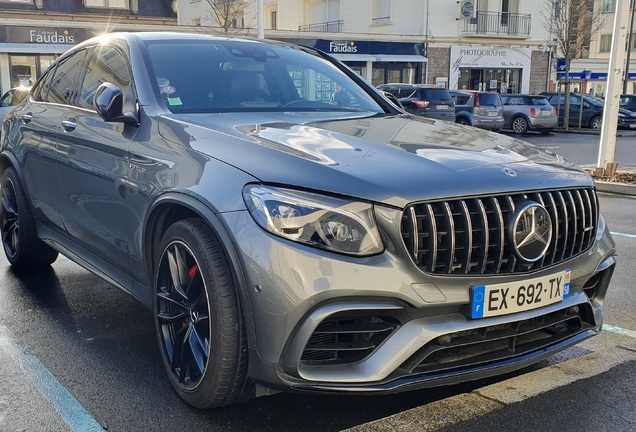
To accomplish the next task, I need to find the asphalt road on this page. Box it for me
[1,132,635,432]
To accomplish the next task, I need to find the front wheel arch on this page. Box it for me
[143,194,256,346]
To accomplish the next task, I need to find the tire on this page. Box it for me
[590,116,602,130]
[457,117,471,126]
[154,218,253,408]
[511,116,529,134]
[0,167,58,267]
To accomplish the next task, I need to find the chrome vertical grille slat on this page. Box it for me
[401,188,598,275]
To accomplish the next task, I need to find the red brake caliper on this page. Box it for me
[183,265,199,328]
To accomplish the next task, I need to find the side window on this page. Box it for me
[47,50,88,105]
[32,66,57,102]
[79,45,133,111]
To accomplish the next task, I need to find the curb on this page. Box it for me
[595,180,636,196]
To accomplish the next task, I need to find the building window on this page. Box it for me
[599,35,611,52]
[84,0,129,9]
[271,10,277,30]
[372,0,391,25]
[602,0,616,13]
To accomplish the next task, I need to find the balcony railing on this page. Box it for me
[298,20,343,33]
[462,11,531,37]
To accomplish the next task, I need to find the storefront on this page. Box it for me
[557,60,636,97]
[278,38,427,86]
[0,26,97,94]
[450,46,532,93]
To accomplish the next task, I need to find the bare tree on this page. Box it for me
[202,0,257,35]
[542,0,606,128]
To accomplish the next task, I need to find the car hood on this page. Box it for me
[158,112,592,208]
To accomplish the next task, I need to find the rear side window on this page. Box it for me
[530,97,550,106]
[418,88,451,102]
[452,94,471,105]
[478,93,501,107]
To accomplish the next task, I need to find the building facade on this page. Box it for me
[565,0,636,97]
[0,0,177,94]
[178,0,555,94]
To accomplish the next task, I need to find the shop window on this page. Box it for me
[10,56,37,88]
[271,10,277,30]
[372,0,391,25]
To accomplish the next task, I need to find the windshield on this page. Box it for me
[144,39,385,114]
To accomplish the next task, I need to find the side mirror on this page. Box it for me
[381,91,403,110]
[94,83,138,126]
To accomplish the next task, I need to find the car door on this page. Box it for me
[55,43,139,274]
[8,53,89,232]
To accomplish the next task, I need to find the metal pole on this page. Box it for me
[257,0,264,39]
[623,0,636,94]
[598,0,631,169]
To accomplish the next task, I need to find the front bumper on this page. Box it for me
[221,206,616,395]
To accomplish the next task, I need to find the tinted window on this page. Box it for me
[477,93,501,107]
[0,89,27,107]
[46,50,88,105]
[452,94,471,105]
[32,66,56,102]
[418,88,451,102]
[79,45,133,110]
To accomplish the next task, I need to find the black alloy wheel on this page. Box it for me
[154,219,252,408]
[1,167,58,267]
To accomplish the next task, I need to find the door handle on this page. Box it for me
[61,119,77,132]
[21,114,33,123]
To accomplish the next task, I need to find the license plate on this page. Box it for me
[541,110,552,116]
[438,105,449,110]
[470,270,571,319]
[487,111,498,117]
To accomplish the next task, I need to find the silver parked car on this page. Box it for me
[0,32,616,409]
[501,94,558,134]
[449,90,504,131]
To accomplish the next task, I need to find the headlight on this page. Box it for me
[243,185,384,256]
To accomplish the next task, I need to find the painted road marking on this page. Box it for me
[604,324,636,339]
[610,231,636,239]
[0,324,103,432]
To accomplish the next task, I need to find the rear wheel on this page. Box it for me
[1,167,58,267]
[457,117,471,126]
[590,116,602,130]
[511,116,529,134]
[154,219,253,408]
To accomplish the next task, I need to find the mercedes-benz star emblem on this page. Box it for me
[513,203,552,262]
[501,167,517,177]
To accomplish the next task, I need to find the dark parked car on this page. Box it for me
[376,83,455,120]
[620,94,636,113]
[543,92,636,130]
[449,90,504,131]
[501,94,558,134]
[1,32,616,409]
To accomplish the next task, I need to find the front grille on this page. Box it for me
[401,188,598,275]
[301,315,398,365]
[404,305,594,375]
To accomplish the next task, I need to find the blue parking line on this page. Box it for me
[610,231,636,239]
[0,324,103,432]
